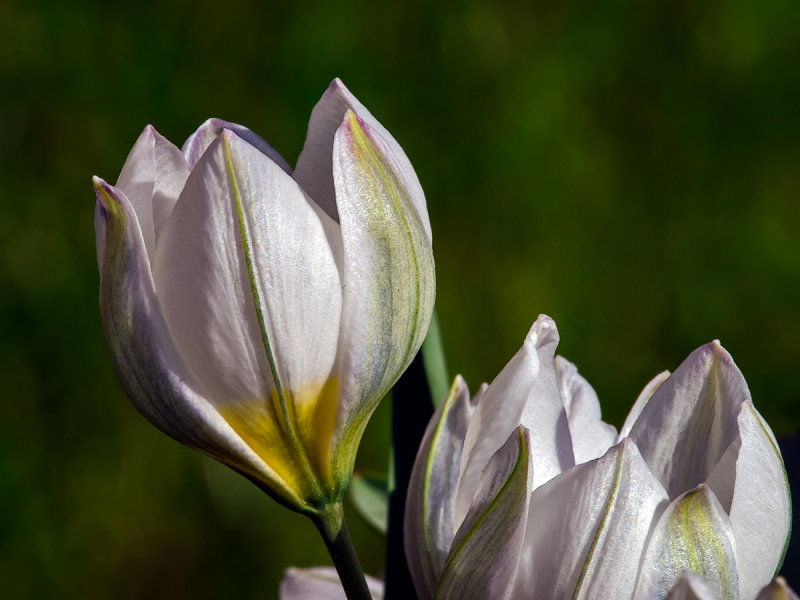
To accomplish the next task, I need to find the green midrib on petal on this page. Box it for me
[423,384,458,581]
[333,114,431,494]
[667,489,736,598]
[571,444,626,600]
[349,113,424,390]
[223,137,323,504]
[436,429,528,599]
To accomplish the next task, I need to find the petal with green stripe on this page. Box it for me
[513,439,667,599]
[636,485,739,600]
[330,110,435,488]
[405,376,474,599]
[436,427,532,600]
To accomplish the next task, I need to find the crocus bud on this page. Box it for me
[93,79,435,514]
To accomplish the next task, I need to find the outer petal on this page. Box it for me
[280,566,384,600]
[555,355,618,464]
[513,439,668,600]
[153,130,342,499]
[114,125,189,262]
[294,78,431,240]
[619,370,671,440]
[627,342,745,499]
[756,577,800,600]
[92,177,305,509]
[457,316,573,524]
[405,376,474,599]
[436,428,532,600]
[181,117,291,173]
[665,572,717,600]
[635,485,739,600]
[723,403,791,599]
[330,111,435,487]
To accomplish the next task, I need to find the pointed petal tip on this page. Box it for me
[193,117,233,132]
[341,108,368,138]
[518,424,531,446]
[702,338,727,357]
[452,373,468,392]
[523,314,559,348]
[329,77,347,92]
[683,339,736,373]
[92,176,117,208]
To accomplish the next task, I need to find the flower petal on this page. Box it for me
[627,342,745,499]
[294,78,431,241]
[329,110,435,485]
[636,485,739,600]
[181,118,291,173]
[456,316,573,524]
[93,176,303,507]
[618,369,670,440]
[280,566,384,600]
[724,403,791,599]
[665,572,717,600]
[152,130,342,498]
[555,355,618,464]
[755,577,800,600]
[436,427,532,600]
[513,439,668,600]
[405,376,474,599]
[114,125,189,262]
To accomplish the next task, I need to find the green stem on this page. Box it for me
[312,503,372,600]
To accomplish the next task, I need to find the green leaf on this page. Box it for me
[350,471,390,534]
[422,311,449,408]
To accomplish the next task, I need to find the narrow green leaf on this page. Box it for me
[422,311,449,408]
[350,471,390,534]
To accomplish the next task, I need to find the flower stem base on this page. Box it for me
[312,503,372,600]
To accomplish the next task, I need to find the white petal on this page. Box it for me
[280,566,384,600]
[513,439,667,600]
[726,403,792,599]
[294,78,431,241]
[555,355,618,464]
[115,125,189,262]
[635,485,739,600]
[436,428,532,600]
[153,131,342,495]
[619,369,670,440]
[627,342,746,499]
[457,316,573,524]
[665,572,717,600]
[755,577,800,600]
[93,177,303,507]
[405,376,474,599]
[181,118,291,173]
[155,130,341,403]
[329,111,435,480]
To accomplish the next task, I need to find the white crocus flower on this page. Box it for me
[405,315,792,600]
[93,78,435,516]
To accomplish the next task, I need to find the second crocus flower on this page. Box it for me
[405,315,791,599]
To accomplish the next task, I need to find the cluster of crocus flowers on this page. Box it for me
[92,78,435,526]
[94,78,795,600]
[405,315,793,600]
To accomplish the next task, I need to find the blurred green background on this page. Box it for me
[2,0,799,597]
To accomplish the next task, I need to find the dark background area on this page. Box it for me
[2,0,799,597]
